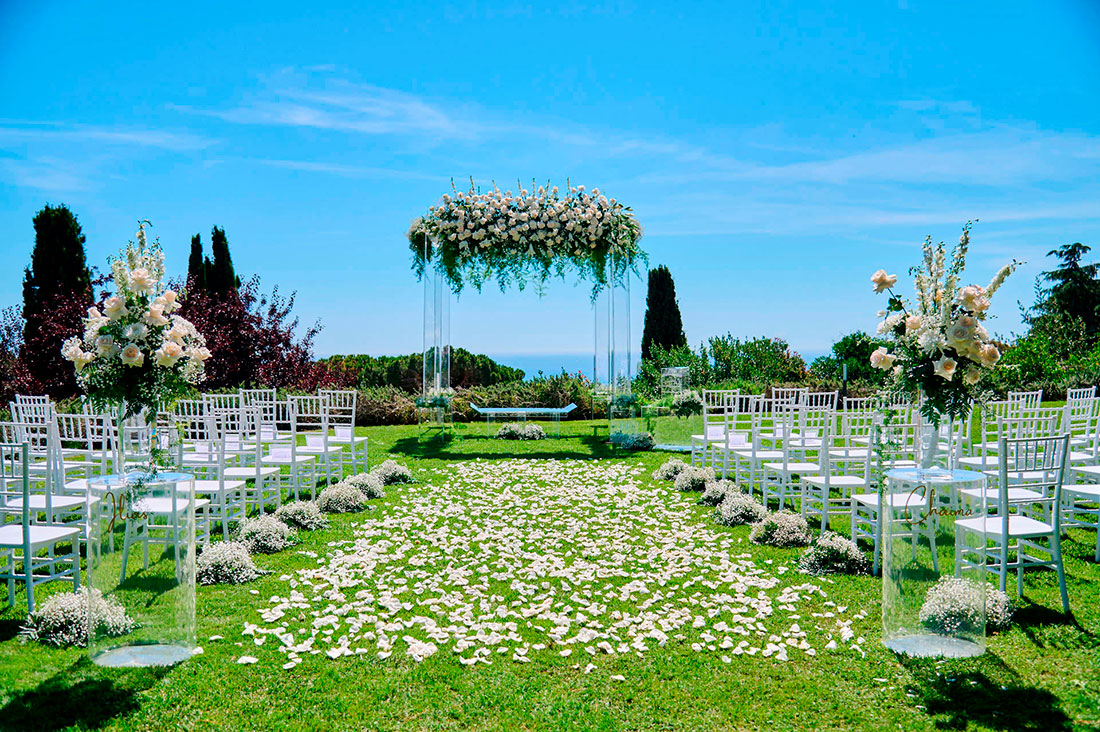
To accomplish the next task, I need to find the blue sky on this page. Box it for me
[2,1,1099,366]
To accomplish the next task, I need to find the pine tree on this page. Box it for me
[21,204,93,397]
[208,226,239,294]
[640,265,687,361]
[1034,242,1100,341]
[187,233,207,290]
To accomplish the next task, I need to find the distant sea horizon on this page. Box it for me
[488,349,831,381]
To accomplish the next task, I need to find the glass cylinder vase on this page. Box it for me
[881,467,987,658]
[86,472,197,667]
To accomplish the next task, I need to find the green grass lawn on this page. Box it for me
[0,421,1097,731]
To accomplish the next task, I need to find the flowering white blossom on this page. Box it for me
[61,220,207,413]
[870,222,1017,421]
[870,269,898,294]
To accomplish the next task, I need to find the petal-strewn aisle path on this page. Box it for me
[245,459,867,674]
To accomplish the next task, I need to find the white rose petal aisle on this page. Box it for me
[869,223,1018,659]
[62,221,210,667]
[242,459,870,673]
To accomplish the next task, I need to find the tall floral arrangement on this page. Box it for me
[62,222,209,418]
[869,222,1018,424]
[408,179,644,295]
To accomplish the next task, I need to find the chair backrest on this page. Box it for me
[0,443,31,547]
[10,398,54,426]
[0,423,54,510]
[1063,393,1097,438]
[1007,390,1043,410]
[289,395,328,437]
[772,387,808,407]
[319,389,356,430]
[701,389,736,440]
[1067,386,1096,403]
[842,396,875,412]
[876,419,921,467]
[804,391,839,409]
[173,399,211,443]
[997,434,1069,535]
[997,411,1061,443]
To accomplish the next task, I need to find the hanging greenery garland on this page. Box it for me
[408,179,645,295]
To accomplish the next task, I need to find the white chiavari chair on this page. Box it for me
[261,400,318,501]
[319,389,368,475]
[956,434,1070,611]
[849,419,928,575]
[762,406,830,511]
[291,395,343,486]
[690,389,737,468]
[1007,389,1043,411]
[0,441,80,613]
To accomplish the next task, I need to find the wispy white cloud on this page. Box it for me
[252,158,438,181]
[0,121,211,150]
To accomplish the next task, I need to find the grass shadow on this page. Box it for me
[387,434,622,462]
[0,657,168,732]
[900,652,1072,731]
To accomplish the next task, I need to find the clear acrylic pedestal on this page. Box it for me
[881,467,987,658]
[87,472,197,667]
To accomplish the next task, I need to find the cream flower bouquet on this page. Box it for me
[869,222,1018,425]
[62,222,208,419]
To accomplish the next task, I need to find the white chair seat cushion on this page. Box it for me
[956,515,1053,538]
[733,449,781,459]
[959,456,999,468]
[763,462,820,474]
[329,436,368,446]
[1072,465,1100,478]
[959,487,1045,503]
[224,466,280,478]
[298,445,344,456]
[830,448,870,459]
[8,495,87,511]
[192,479,246,494]
[1064,484,1100,499]
[132,497,210,514]
[801,475,867,488]
[0,524,81,548]
[262,454,315,465]
[786,439,822,449]
[852,492,925,510]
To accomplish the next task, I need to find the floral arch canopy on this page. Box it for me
[407,180,645,296]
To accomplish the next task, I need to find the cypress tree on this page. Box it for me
[187,233,207,290]
[21,204,93,397]
[208,226,239,294]
[640,265,687,361]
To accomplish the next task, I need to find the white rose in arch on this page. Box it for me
[946,323,975,355]
[934,355,957,381]
[129,267,155,296]
[978,343,1001,368]
[963,367,982,385]
[161,290,179,312]
[95,335,120,357]
[124,322,148,341]
[144,304,170,328]
[905,314,923,333]
[869,346,896,370]
[188,346,211,362]
[120,344,144,367]
[870,269,898,294]
[104,296,128,320]
[72,350,95,372]
[155,341,184,367]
